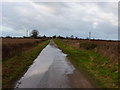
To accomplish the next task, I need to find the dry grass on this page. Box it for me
[60,39,119,63]
[2,38,41,44]
[2,38,43,60]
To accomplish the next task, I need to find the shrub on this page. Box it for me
[80,42,97,50]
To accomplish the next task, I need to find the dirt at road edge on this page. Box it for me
[68,69,97,88]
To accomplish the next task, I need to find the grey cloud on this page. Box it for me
[1,2,118,40]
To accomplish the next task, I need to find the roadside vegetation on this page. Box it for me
[3,40,49,88]
[80,42,97,50]
[60,39,118,63]
[54,39,119,88]
[2,38,48,60]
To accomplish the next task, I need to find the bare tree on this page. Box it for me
[31,30,39,38]
[71,35,74,39]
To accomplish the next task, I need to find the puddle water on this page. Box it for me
[15,41,75,88]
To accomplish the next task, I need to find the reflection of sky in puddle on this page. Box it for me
[25,67,48,78]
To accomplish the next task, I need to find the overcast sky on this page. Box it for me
[1,2,118,40]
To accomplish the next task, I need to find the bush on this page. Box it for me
[80,42,97,50]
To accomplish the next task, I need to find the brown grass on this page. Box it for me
[2,38,45,60]
[59,39,119,63]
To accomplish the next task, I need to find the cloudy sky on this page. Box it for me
[1,1,118,40]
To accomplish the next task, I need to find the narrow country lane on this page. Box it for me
[15,40,74,88]
[15,40,94,88]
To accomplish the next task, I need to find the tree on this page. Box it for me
[31,30,39,38]
[6,36,11,38]
[75,37,78,40]
[70,35,74,39]
[53,35,56,38]
[43,35,46,38]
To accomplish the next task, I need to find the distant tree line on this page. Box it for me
[1,29,119,42]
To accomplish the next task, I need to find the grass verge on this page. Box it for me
[54,39,118,88]
[3,40,49,88]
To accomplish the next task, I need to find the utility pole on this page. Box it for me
[27,30,29,37]
[89,32,91,40]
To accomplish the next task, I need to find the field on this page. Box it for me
[2,38,47,60]
[54,39,119,88]
[60,39,119,63]
[2,38,119,88]
[2,39,49,88]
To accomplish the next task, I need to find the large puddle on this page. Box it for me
[15,41,75,88]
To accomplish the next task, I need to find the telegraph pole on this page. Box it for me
[89,32,91,40]
[27,30,29,37]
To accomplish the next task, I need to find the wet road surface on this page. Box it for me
[15,40,75,88]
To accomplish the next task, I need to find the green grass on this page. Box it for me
[54,39,118,88]
[3,40,49,88]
